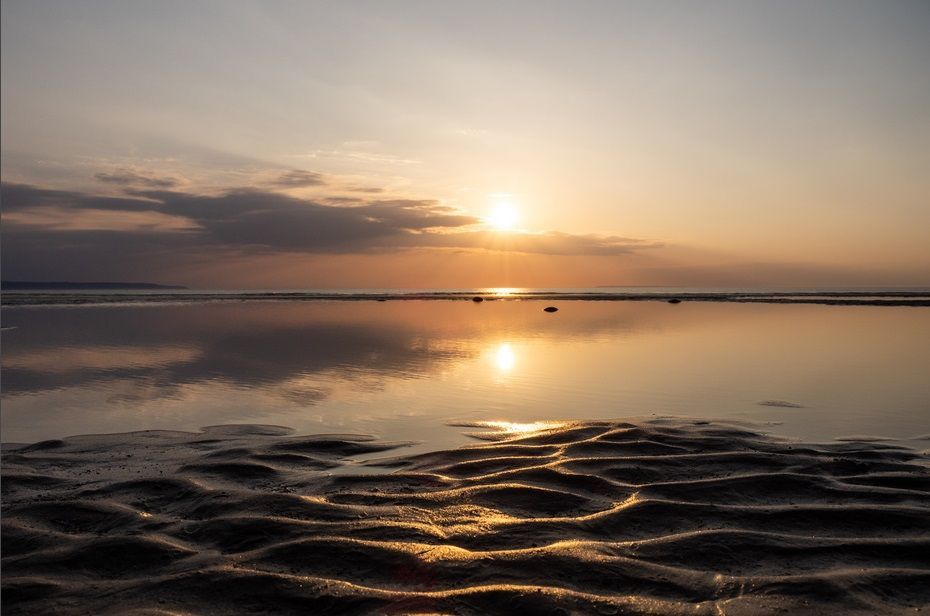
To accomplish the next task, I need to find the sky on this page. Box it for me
[2,0,929,288]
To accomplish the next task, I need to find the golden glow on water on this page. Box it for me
[480,420,563,434]
[4,300,930,444]
[494,343,515,372]
[486,287,520,297]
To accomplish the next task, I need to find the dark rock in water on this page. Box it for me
[472,297,484,303]
[543,306,559,313]
[667,298,682,304]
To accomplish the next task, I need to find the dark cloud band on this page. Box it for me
[94,169,181,189]
[1,181,653,280]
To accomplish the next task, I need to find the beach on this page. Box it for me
[4,0,930,612]
[3,418,929,614]
[3,299,929,614]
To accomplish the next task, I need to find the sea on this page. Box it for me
[2,287,929,453]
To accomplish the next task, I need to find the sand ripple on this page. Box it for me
[3,419,929,614]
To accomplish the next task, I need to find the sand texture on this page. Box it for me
[3,419,929,615]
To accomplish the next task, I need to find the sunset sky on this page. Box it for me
[2,0,929,288]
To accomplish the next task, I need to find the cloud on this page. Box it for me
[0,182,158,213]
[106,188,482,252]
[1,181,655,282]
[402,230,651,255]
[94,168,181,189]
[356,199,480,231]
[269,170,325,187]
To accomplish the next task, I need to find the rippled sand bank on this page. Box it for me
[3,419,929,614]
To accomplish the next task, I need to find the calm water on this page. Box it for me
[2,300,929,451]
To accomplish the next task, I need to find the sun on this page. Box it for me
[486,196,518,230]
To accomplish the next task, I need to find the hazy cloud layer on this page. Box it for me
[1,181,653,281]
[269,170,325,188]
[94,168,181,189]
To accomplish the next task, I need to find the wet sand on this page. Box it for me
[2,419,929,614]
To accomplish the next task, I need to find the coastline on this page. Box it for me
[4,289,930,308]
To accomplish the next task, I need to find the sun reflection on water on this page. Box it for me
[485,287,520,297]
[494,343,515,371]
[480,420,564,434]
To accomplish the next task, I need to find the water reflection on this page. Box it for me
[1,303,472,398]
[479,420,564,435]
[494,343,516,372]
[486,287,520,298]
[1,301,929,446]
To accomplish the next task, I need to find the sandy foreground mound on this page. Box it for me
[2,419,929,615]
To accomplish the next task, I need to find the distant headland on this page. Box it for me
[1,281,187,290]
